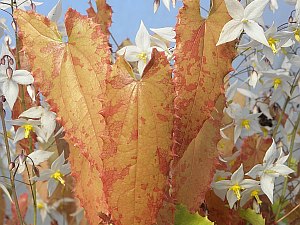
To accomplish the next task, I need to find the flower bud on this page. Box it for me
[9,162,15,171]
[6,67,13,79]
[33,166,40,177]
[288,16,294,23]
[0,58,5,65]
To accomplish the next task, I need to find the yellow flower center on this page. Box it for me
[250,190,262,205]
[21,124,33,138]
[137,52,147,63]
[273,78,282,90]
[51,170,65,186]
[242,19,248,24]
[293,28,300,42]
[37,202,44,209]
[268,37,279,53]
[229,184,243,200]
[6,131,12,138]
[242,119,250,130]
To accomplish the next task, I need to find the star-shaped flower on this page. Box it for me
[246,139,294,203]
[33,151,71,196]
[117,21,152,77]
[0,45,34,109]
[217,0,269,46]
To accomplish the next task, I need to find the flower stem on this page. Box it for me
[274,111,300,221]
[0,103,24,225]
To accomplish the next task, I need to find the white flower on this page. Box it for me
[117,21,152,77]
[19,105,56,142]
[8,118,46,143]
[262,71,293,104]
[269,0,278,12]
[33,151,71,196]
[213,164,259,208]
[246,139,294,203]
[154,0,175,12]
[226,104,261,143]
[217,0,269,46]
[0,45,34,109]
[150,27,175,42]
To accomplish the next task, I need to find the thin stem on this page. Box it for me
[274,111,300,221]
[24,161,37,225]
[276,203,300,223]
[0,103,24,225]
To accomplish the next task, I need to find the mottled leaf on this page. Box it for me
[173,0,235,159]
[233,136,272,172]
[101,50,174,224]
[86,0,112,36]
[15,9,110,224]
[175,204,214,225]
[174,96,224,211]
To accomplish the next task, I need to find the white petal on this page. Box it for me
[138,60,147,76]
[224,0,244,20]
[13,127,25,143]
[48,179,58,197]
[237,88,258,99]
[216,20,243,46]
[3,79,19,109]
[227,190,238,209]
[19,106,44,119]
[234,124,242,144]
[150,27,175,42]
[263,139,278,166]
[260,174,275,203]
[47,0,62,22]
[244,21,269,46]
[51,151,65,170]
[135,21,151,51]
[244,0,269,20]
[12,70,34,85]
[246,164,264,178]
[124,46,141,62]
[28,150,54,166]
[272,164,294,175]
[162,0,170,11]
[231,164,244,183]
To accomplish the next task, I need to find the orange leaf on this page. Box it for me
[174,95,224,211]
[173,0,236,159]
[86,0,112,36]
[69,145,108,224]
[101,50,174,224]
[15,9,110,224]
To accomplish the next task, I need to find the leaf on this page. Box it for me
[173,0,236,159]
[15,9,110,224]
[174,96,224,211]
[0,182,13,203]
[69,145,108,224]
[101,50,174,224]
[239,208,265,225]
[204,190,242,225]
[86,0,112,36]
[175,204,214,225]
[0,189,6,224]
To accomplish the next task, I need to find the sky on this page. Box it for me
[34,0,295,48]
[0,0,296,49]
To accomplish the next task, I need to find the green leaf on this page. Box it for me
[175,204,214,225]
[239,208,265,225]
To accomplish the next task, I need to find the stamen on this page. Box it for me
[22,124,33,139]
[137,52,147,63]
[229,184,242,200]
[251,190,262,205]
[273,78,282,90]
[51,170,65,186]
[241,119,250,130]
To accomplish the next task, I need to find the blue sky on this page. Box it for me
[0,0,296,49]
[35,0,294,48]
